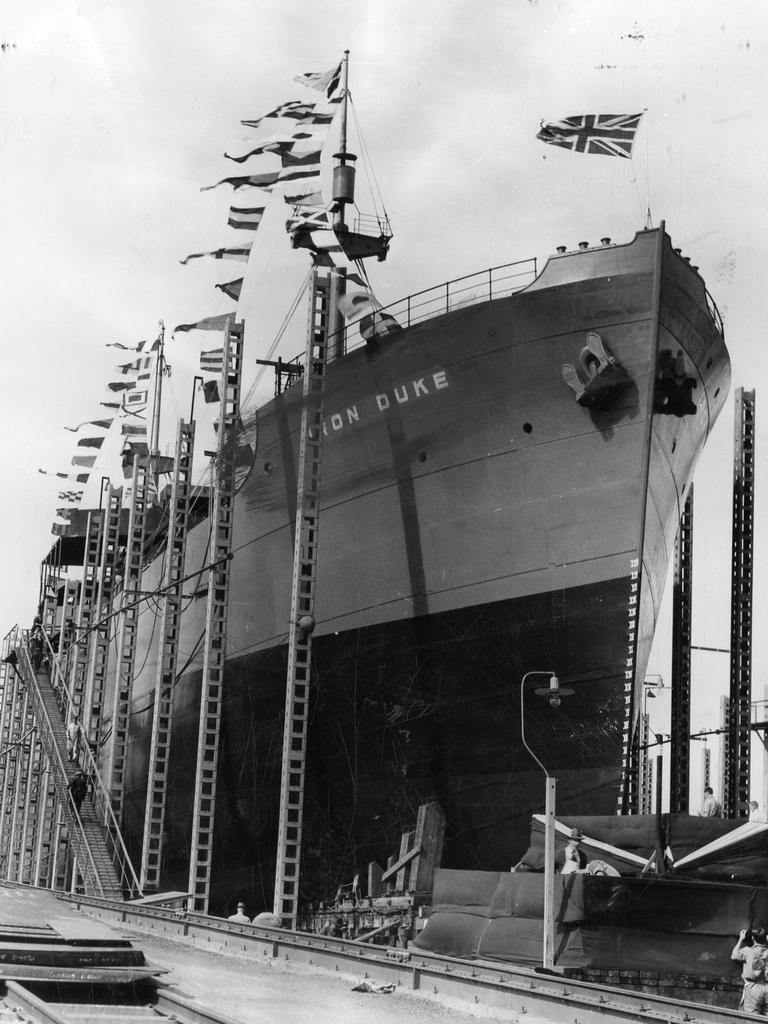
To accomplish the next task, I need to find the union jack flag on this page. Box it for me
[537,113,643,158]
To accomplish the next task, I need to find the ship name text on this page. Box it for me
[322,368,450,437]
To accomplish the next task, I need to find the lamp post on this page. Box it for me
[642,676,666,814]
[190,375,204,422]
[520,670,574,970]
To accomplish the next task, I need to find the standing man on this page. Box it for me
[66,715,80,762]
[227,902,250,923]
[67,771,88,815]
[699,786,722,817]
[732,927,768,1014]
[560,828,588,874]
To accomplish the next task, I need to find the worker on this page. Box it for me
[560,828,588,874]
[732,926,768,1014]
[750,801,765,823]
[68,771,88,815]
[227,902,250,924]
[66,715,80,761]
[699,786,722,818]
[30,617,45,672]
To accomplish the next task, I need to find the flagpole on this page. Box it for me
[643,108,651,229]
[339,50,350,157]
[150,320,165,487]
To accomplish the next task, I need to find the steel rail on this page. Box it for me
[66,894,750,1024]
[4,979,244,1024]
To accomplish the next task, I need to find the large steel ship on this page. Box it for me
[93,224,728,910]
[28,60,729,915]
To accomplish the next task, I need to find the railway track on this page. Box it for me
[65,893,754,1024]
[0,979,242,1024]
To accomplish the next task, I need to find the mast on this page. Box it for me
[338,50,350,159]
[149,320,165,494]
[332,51,353,236]
[330,51,390,261]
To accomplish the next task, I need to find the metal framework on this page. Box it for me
[140,420,195,891]
[274,270,334,927]
[4,690,31,881]
[187,319,244,913]
[67,510,104,718]
[84,485,122,749]
[670,485,694,813]
[720,695,731,812]
[109,455,149,824]
[726,388,755,818]
[638,713,652,814]
[59,580,79,659]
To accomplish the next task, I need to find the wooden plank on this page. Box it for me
[413,802,446,893]
[381,839,421,884]
[367,861,382,898]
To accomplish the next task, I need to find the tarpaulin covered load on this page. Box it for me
[414,815,768,974]
[416,867,768,976]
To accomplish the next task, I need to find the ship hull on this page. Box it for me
[100,227,728,912]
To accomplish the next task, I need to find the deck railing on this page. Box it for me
[705,287,724,336]
[277,257,540,377]
[338,256,538,356]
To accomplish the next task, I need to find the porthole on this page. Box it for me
[418,452,427,463]
[523,422,533,434]
[263,461,273,475]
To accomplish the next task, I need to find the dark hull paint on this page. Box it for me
[98,227,729,913]
[121,575,632,909]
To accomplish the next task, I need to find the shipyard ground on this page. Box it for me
[0,887,752,1024]
[130,928,506,1024]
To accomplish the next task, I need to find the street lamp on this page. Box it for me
[190,375,204,423]
[520,670,574,970]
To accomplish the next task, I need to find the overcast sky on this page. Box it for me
[1,0,767,785]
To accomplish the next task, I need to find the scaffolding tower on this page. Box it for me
[84,485,122,750]
[66,510,104,720]
[140,420,196,891]
[726,388,755,818]
[670,485,694,813]
[187,318,244,913]
[109,455,150,824]
[273,269,336,928]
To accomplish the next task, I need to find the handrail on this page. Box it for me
[334,256,538,356]
[18,628,142,898]
[704,287,724,336]
[13,631,104,897]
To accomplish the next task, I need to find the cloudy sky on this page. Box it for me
[1,0,766,787]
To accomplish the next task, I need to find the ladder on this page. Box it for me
[32,762,58,887]
[67,510,104,719]
[727,387,755,818]
[140,420,195,892]
[187,319,243,913]
[670,485,694,813]
[109,455,149,824]
[0,677,26,879]
[274,270,333,927]
[16,726,43,883]
[84,485,123,750]
[58,580,80,659]
[5,693,32,882]
[0,630,15,807]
